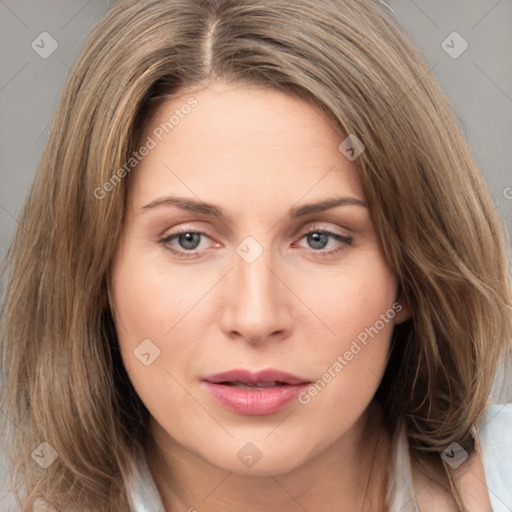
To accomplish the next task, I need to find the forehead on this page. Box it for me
[128,82,365,213]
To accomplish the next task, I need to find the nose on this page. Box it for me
[218,241,294,345]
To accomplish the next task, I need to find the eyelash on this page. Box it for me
[159,225,353,259]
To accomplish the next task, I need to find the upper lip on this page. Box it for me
[202,368,311,385]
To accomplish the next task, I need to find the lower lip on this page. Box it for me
[201,381,309,415]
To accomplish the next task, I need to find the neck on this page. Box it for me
[146,403,391,512]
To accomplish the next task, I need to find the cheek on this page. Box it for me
[292,259,398,421]
[298,255,398,347]
[110,245,205,339]
[109,245,222,421]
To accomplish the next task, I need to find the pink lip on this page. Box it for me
[201,368,311,416]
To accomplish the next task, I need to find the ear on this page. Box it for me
[394,288,412,325]
[394,300,412,324]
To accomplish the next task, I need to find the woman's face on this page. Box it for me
[110,82,409,475]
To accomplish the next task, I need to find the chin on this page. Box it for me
[197,438,315,477]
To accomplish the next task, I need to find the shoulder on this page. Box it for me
[410,403,512,512]
[410,459,458,512]
[477,402,512,511]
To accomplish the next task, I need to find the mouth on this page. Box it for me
[201,368,312,416]
[202,368,310,386]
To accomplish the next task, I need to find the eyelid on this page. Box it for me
[295,222,351,238]
[159,226,216,249]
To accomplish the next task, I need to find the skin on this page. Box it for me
[109,82,490,511]
[412,434,493,512]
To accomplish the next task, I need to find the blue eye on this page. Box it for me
[297,230,353,256]
[171,232,203,250]
[160,229,210,256]
[159,227,353,258]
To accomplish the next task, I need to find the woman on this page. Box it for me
[1,0,511,510]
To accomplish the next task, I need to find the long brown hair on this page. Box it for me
[1,0,511,510]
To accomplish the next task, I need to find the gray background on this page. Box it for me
[1,1,511,509]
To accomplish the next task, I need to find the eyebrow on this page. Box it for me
[141,195,367,218]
